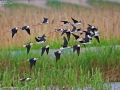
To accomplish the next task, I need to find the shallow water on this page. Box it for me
[0,82,120,90]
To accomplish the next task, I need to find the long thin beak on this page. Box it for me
[32,23,41,26]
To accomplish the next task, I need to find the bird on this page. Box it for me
[35,34,47,44]
[27,58,38,69]
[60,36,71,51]
[61,29,71,41]
[41,45,50,56]
[20,26,31,35]
[54,50,62,62]
[20,78,31,82]
[58,21,71,27]
[4,27,19,38]
[23,42,33,55]
[33,17,53,26]
[48,28,64,34]
[71,17,82,25]
[73,44,80,56]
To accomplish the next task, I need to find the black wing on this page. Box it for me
[61,21,69,24]
[29,59,35,69]
[25,28,31,35]
[54,51,61,62]
[39,34,46,41]
[71,17,78,23]
[94,36,100,43]
[12,29,17,38]
[35,37,40,42]
[42,18,48,23]
[77,47,80,56]
[41,46,46,56]
[21,26,27,30]
[46,47,49,55]
[61,29,67,36]
[66,32,71,41]
[72,34,79,40]
[73,45,77,52]
[71,24,76,32]
[84,35,89,43]
[62,36,68,47]
[26,45,31,55]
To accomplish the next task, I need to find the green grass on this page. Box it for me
[88,0,120,8]
[1,45,118,89]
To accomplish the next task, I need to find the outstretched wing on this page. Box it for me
[42,18,48,23]
[41,46,46,56]
[25,28,31,35]
[72,34,79,40]
[71,17,78,23]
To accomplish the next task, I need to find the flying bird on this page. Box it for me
[35,34,47,44]
[27,58,38,69]
[71,17,82,25]
[57,20,71,27]
[23,43,33,55]
[20,78,31,82]
[33,17,53,26]
[41,45,50,56]
[73,44,80,56]
[54,50,62,62]
[4,27,19,38]
[20,26,31,35]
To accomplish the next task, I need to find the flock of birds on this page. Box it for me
[3,17,100,82]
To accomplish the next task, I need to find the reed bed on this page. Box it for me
[0,4,120,48]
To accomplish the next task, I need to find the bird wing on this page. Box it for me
[61,21,69,24]
[42,18,48,23]
[71,17,78,23]
[26,45,31,55]
[12,29,17,38]
[35,37,40,42]
[84,35,89,43]
[73,45,77,52]
[54,51,61,62]
[46,47,49,55]
[77,47,80,56]
[63,36,68,47]
[66,32,71,41]
[29,59,35,69]
[71,25,76,32]
[41,46,46,56]
[39,34,46,41]
[94,36,100,43]
[25,28,31,35]
[61,29,67,36]
[72,34,79,40]
[21,26,27,30]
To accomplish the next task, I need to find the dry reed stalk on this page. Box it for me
[0,6,120,48]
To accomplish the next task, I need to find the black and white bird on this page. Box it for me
[49,28,64,34]
[41,45,49,56]
[23,42,33,55]
[35,34,47,44]
[73,44,80,56]
[20,78,31,82]
[71,17,82,25]
[4,27,19,38]
[54,50,62,62]
[58,21,71,27]
[27,58,38,69]
[60,36,71,50]
[61,29,71,41]
[33,17,53,26]
[20,26,31,35]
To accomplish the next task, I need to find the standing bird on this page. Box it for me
[73,44,80,56]
[4,27,19,38]
[23,43,33,55]
[33,17,53,26]
[71,17,82,25]
[41,45,50,56]
[54,50,62,62]
[20,26,31,35]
